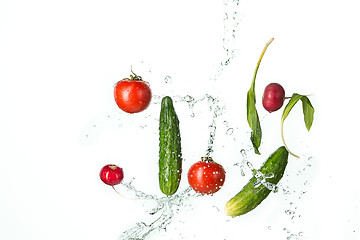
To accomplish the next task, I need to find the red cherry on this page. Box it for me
[262,83,285,112]
[99,164,124,186]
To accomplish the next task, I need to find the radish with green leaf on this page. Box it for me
[247,38,315,157]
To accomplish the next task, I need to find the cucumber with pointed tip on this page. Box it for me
[225,146,288,217]
[159,96,182,196]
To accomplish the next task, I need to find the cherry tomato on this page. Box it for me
[188,157,226,195]
[262,83,285,112]
[114,72,152,114]
[100,164,124,186]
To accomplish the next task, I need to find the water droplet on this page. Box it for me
[183,95,194,102]
[164,75,172,83]
[285,210,295,215]
[265,172,274,178]
[246,161,254,169]
[226,128,234,135]
[232,49,239,58]
[240,149,247,157]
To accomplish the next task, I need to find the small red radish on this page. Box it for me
[100,164,124,186]
[262,83,285,112]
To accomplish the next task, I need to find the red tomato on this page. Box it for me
[114,72,152,114]
[100,164,124,186]
[188,157,226,195]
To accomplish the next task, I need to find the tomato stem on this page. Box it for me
[130,66,142,81]
[201,156,214,162]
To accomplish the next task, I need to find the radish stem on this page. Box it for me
[281,120,300,158]
[111,186,134,200]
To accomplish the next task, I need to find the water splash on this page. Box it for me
[238,149,278,192]
[213,0,242,81]
[203,95,224,157]
[117,187,195,240]
[283,228,304,240]
[117,181,157,201]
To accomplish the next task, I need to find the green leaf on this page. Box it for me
[246,38,274,155]
[301,96,314,131]
[281,93,303,123]
[247,89,261,154]
[281,93,314,130]
[281,93,315,158]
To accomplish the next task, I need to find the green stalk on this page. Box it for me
[251,38,274,87]
[281,119,300,158]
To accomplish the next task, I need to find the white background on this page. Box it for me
[1,0,360,239]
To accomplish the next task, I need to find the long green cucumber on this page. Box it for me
[225,146,288,217]
[159,96,182,196]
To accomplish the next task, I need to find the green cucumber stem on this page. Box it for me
[281,120,300,158]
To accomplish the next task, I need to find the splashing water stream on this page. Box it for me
[117,186,195,240]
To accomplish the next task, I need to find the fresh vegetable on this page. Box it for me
[100,164,124,186]
[114,70,152,113]
[225,146,288,217]
[247,38,274,154]
[188,157,226,195]
[159,96,182,196]
[281,93,315,158]
[262,83,285,112]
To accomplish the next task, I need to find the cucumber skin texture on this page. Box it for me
[225,146,288,217]
[159,96,182,196]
